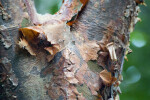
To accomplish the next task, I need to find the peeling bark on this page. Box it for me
[0,0,141,100]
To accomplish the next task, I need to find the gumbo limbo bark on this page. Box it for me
[0,0,141,100]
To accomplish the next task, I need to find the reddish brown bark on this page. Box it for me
[0,0,140,100]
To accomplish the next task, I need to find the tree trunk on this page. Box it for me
[0,0,140,100]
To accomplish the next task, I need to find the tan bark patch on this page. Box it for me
[76,41,100,61]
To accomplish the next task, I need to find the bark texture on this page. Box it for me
[0,0,140,100]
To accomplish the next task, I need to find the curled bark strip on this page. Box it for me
[106,42,117,61]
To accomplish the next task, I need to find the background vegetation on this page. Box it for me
[34,0,150,99]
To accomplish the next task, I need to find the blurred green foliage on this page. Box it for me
[34,0,62,14]
[34,0,150,99]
